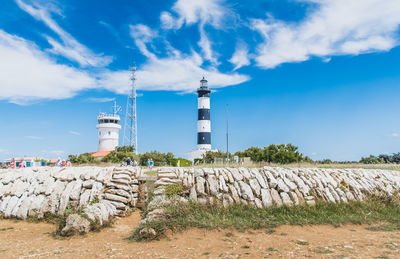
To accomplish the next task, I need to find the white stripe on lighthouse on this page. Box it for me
[198,97,210,109]
[197,120,211,132]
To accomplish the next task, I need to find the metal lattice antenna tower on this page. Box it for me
[123,65,138,154]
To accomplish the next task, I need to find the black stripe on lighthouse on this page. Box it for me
[197,132,211,145]
[198,108,210,120]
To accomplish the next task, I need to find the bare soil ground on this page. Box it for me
[0,211,399,258]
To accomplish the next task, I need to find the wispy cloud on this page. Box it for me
[68,131,81,136]
[251,0,400,68]
[229,43,250,70]
[15,0,112,67]
[161,0,232,64]
[99,49,249,93]
[387,132,399,138]
[24,135,43,140]
[85,97,115,103]
[0,30,95,104]
[0,148,8,154]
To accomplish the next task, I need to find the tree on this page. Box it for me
[235,147,264,162]
[360,155,380,164]
[101,151,136,163]
[68,153,95,164]
[115,146,135,153]
[139,151,175,166]
[234,144,307,164]
[201,151,232,164]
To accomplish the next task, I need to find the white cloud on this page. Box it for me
[161,0,231,63]
[129,24,157,58]
[24,135,43,140]
[169,0,228,29]
[387,132,399,138]
[0,149,8,154]
[120,23,249,93]
[69,131,81,136]
[160,12,176,30]
[99,51,249,93]
[0,30,95,104]
[15,0,112,67]
[85,97,115,103]
[198,27,218,64]
[252,0,400,68]
[229,43,250,70]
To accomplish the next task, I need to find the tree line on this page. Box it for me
[68,144,400,166]
[359,153,400,164]
[195,144,311,164]
[68,146,191,167]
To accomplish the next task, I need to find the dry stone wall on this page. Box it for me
[152,167,400,208]
[0,166,142,226]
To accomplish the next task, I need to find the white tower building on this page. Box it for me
[96,102,121,152]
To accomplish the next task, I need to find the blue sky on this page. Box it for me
[1,0,400,161]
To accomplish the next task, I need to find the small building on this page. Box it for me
[2,157,47,167]
[90,151,112,160]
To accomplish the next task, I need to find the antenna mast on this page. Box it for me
[123,65,138,154]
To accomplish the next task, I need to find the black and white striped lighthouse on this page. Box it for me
[197,77,212,151]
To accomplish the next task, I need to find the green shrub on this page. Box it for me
[164,183,184,198]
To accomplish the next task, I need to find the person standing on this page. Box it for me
[19,159,26,168]
[56,158,62,167]
[10,158,16,169]
[150,159,154,169]
[126,157,132,166]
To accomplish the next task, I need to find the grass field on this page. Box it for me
[131,195,400,241]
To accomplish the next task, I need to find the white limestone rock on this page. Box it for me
[251,168,268,189]
[230,168,244,181]
[104,193,129,204]
[189,186,197,201]
[270,189,283,207]
[196,176,206,196]
[4,196,19,217]
[69,180,82,201]
[238,168,252,180]
[261,188,273,207]
[79,189,91,208]
[28,194,46,217]
[228,184,240,203]
[248,178,261,197]
[207,175,219,196]
[264,170,278,188]
[238,181,254,201]
[289,191,299,205]
[58,181,75,215]
[16,194,32,219]
[0,195,12,213]
[280,192,293,206]
[276,178,290,193]
[254,198,263,209]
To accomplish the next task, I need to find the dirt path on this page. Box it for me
[0,211,399,258]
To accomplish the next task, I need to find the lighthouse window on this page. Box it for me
[99,132,101,135]
[108,131,111,135]
[203,137,205,140]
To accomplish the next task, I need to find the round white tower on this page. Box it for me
[96,102,121,152]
